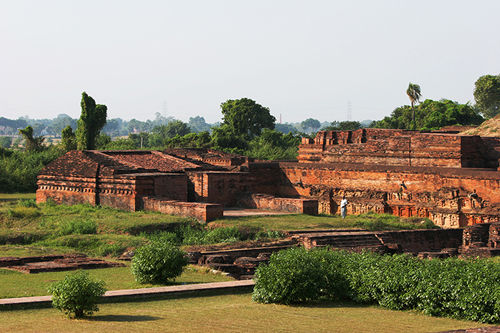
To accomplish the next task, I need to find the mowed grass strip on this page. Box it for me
[0,265,233,299]
[209,213,436,231]
[0,193,36,200]
[0,293,490,333]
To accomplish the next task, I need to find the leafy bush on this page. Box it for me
[252,247,331,304]
[48,271,106,318]
[58,219,97,236]
[131,241,188,284]
[253,249,500,323]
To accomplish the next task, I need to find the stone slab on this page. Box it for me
[0,280,255,309]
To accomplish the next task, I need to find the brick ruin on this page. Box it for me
[295,129,500,227]
[37,129,500,227]
[190,223,500,279]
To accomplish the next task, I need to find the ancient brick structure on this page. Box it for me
[189,225,500,279]
[37,129,500,226]
[292,129,500,228]
[36,149,309,221]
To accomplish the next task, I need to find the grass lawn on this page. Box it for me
[0,293,490,333]
[209,213,436,231]
[0,199,438,257]
[0,193,36,200]
[0,264,232,299]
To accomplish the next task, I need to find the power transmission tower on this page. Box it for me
[347,101,352,120]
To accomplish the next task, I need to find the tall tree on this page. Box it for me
[220,98,275,138]
[474,74,500,118]
[76,92,107,150]
[19,126,45,152]
[300,118,321,133]
[406,83,422,130]
[61,125,77,151]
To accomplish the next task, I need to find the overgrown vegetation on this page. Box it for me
[49,271,106,318]
[253,248,500,323]
[131,242,188,284]
[372,99,484,131]
[0,147,63,192]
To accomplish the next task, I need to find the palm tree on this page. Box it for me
[406,83,422,130]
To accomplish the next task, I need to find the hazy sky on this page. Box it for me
[1,1,499,123]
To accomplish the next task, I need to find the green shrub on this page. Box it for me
[252,247,331,304]
[48,271,106,318]
[131,241,188,284]
[58,219,97,235]
[253,249,500,323]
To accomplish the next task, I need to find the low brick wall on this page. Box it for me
[378,229,463,253]
[237,193,318,215]
[141,196,223,222]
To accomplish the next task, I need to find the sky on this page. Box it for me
[1,1,499,124]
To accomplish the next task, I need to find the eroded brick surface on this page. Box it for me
[37,131,500,225]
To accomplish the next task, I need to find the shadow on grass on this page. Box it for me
[289,300,373,309]
[89,314,161,322]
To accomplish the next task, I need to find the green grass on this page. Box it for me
[0,293,490,333]
[0,245,64,257]
[0,264,232,299]
[209,213,437,231]
[0,200,437,257]
[0,193,36,200]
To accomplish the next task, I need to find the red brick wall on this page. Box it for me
[277,162,500,228]
[187,171,250,206]
[152,174,188,201]
[237,193,318,214]
[141,196,223,222]
[298,129,499,169]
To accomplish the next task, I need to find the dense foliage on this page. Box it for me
[322,121,362,131]
[18,126,45,152]
[252,247,331,304]
[131,241,188,284]
[76,92,107,150]
[0,146,63,192]
[49,271,106,318]
[474,74,500,118]
[220,98,275,138]
[253,248,500,323]
[61,125,77,151]
[372,99,484,130]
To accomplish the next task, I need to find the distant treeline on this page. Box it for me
[0,114,373,139]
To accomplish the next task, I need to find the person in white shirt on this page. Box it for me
[340,196,348,219]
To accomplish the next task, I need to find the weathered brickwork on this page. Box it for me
[299,129,500,169]
[37,130,499,226]
[237,193,318,214]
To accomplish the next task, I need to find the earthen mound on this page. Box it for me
[461,114,500,137]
